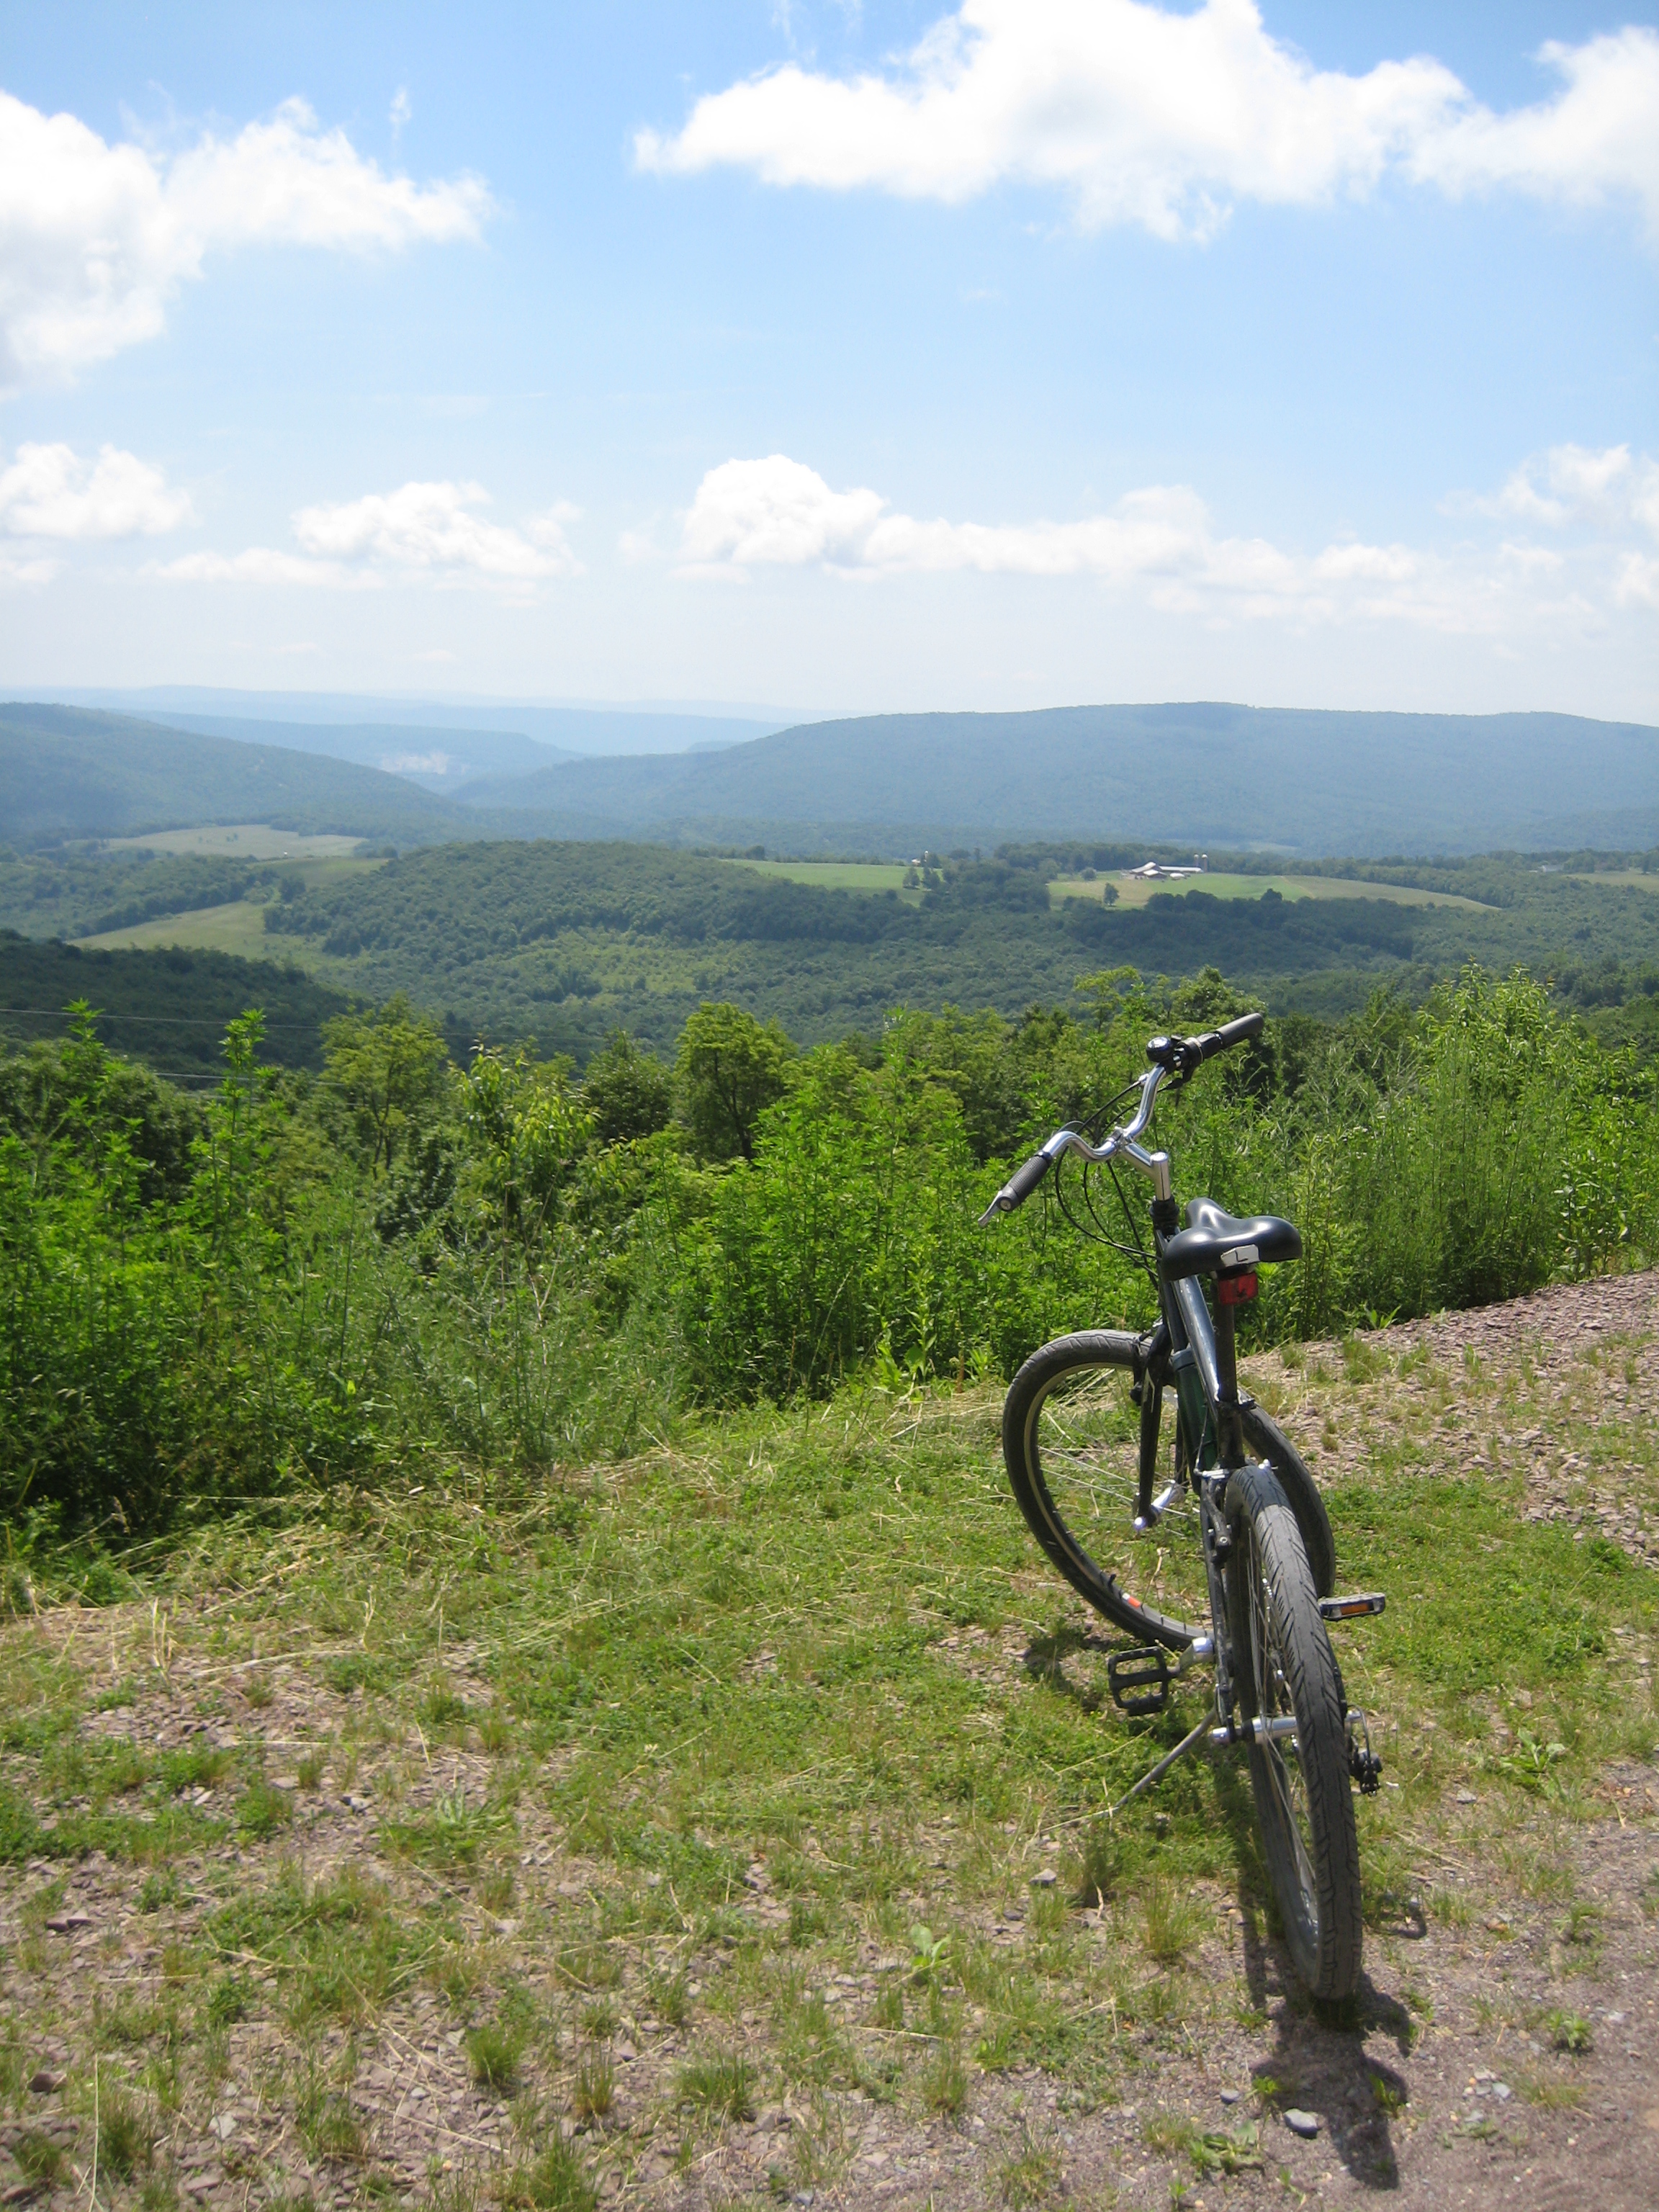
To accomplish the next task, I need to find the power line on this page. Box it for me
[0,1007,328,1032]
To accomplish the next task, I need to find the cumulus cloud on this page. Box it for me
[0,90,493,388]
[0,439,192,538]
[679,454,1318,606]
[1460,442,1659,533]
[636,1,1659,243]
[155,479,582,595]
[662,447,1657,637]
[293,480,582,580]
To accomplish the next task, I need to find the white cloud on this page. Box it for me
[1616,552,1659,611]
[0,439,192,537]
[0,546,61,585]
[636,1,1659,244]
[156,479,582,595]
[1460,443,1659,534]
[0,90,493,389]
[293,481,582,580]
[153,547,376,588]
[667,447,1659,640]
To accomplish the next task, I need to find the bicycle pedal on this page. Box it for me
[1107,1646,1174,1715]
[1319,1592,1386,1622]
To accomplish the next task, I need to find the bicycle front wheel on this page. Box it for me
[1226,1462,1362,2002]
[1002,1331,1209,1647]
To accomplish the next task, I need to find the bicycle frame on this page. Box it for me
[1019,1057,1261,1714]
[987,1020,1385,1989]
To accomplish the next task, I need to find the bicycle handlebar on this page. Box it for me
[978,1010,1265,1224]
[1197,1009,1265,1061]
[977,1148,1051,1225]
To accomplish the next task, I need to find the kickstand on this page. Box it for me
[1107,1712,1215,1821]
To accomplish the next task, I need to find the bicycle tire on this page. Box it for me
[1225,1462,1362,2002]
[1241,1406,1335,1600]
[1002,1332,1208,1647]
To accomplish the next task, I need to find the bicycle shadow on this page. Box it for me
[1210,1757,1416,2191]
[1020,1622,1124,1714]
[1034,1625,1416,2188]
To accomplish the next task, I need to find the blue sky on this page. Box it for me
[0,1,1654,721]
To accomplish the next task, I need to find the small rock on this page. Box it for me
[1455,1790,1478,1804]
[209,2112,237,2142]
[3,2181,45,2204]
[1492,2083,1511,2102]
[43,1912,91,1934]
[1032,1869,1057,1888]
[27,2070,66,2095]
[1284,2109,1321,2139]
[1220,2089,1240,2105]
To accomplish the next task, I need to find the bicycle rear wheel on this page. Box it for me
[1225,1462,1362,2002]
[1002,1332,1208,1647]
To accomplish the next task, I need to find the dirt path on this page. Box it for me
[1,1277,1656,2212]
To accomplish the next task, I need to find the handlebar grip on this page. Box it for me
[1006,1150,1053,1202]
[978,1148,1052,1225]
[1197,1010,1265,1061]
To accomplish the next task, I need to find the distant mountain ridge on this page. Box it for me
[450,703,1659,856]
[140,714,571,795]
[0,703,470,848]
[34,686,790,758]
[4,697,1655,859]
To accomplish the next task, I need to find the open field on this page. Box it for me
[76,860,387,958]
[3,1275,1655,2211]
[1050,873,1493,912]
[104,827,371,861]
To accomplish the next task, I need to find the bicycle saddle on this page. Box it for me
[1159,1195,1302,1280]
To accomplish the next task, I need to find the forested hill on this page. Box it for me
[0,702,473,847]
[454,703,1659,856]
[0,932,351,1077]
[261,838,1659,1059]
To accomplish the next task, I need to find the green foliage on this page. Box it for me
[0,931,349,1076]
[2,953,1655,1548]
[674,1002,795,1162]
[321,995,451,1175]
[580,1029,673,1145]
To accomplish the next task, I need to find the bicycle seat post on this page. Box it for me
[1211,1294,1248,1470]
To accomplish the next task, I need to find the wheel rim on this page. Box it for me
[1246,1529,1320,1935]
[1028,1362,1208,1638]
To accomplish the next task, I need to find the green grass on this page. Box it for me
[3,1308,1653,2195]
[1050,871,1491,911]
[76,858,385,961]
[105,825,368,860]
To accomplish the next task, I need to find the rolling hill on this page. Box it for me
[138,714,572,795]
[0,702,473,849]
[38,686,789,757]
[0,931,352,1078]
[452,703,1659,857]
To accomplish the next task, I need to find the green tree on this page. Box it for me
[674,1002,795,1163]
[320,994,451,1175]
[582,1030,673,1146]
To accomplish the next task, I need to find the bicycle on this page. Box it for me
[980,1010,1382,2003]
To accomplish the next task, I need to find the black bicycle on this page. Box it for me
[981,1011,1382,2003]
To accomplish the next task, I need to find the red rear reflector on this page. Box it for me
[1218,1272,1258,1305]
